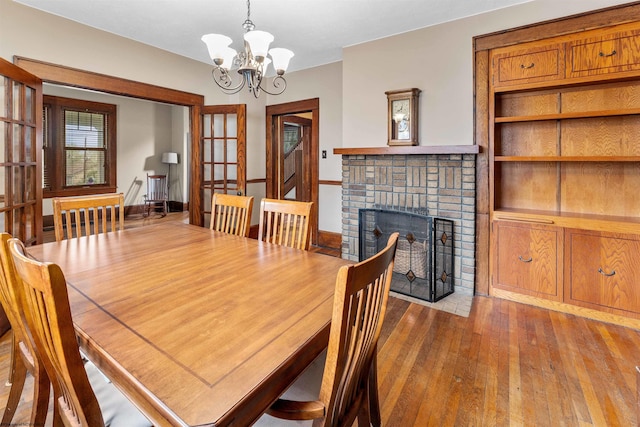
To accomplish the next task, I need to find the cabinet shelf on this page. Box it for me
[495,156,640,162]
[495,108,640,123]
[493,208,640,230]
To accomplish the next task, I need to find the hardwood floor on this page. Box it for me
[3,212,639,425]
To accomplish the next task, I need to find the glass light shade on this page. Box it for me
[244,30,274,59]
[218,47,237,70]
[201,34,232,62]
[268,48,294,73]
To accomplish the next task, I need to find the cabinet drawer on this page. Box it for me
[493,221,562,300]
[567,29,640,78]
[566,230,640,314]
[492,44,564,88]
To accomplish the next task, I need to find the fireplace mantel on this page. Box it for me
[334,145,480,155]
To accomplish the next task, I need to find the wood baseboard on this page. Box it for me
[318,231,341,250]
[491,287,640,330]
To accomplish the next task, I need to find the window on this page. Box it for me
[43,95,117,197]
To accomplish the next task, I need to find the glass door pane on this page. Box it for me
[199,105,246,226]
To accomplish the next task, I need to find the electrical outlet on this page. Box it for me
[322,150,327,159]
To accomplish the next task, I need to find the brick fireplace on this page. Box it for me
[336,146,478,297]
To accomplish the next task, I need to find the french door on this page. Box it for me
[0,57,42,245]
[197,104,246,227]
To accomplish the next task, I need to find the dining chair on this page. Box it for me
[210,193,254,237]
[53,193,125,242]
[0,233,49,427]
[8,238,152,427]
[258,198,313,250]
[143,174,168,217]
[266,232,399,426]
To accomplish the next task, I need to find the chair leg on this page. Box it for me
[1,343,27,426]
[358,386,372,427]
[368,353,382,427]
[31,364,50,427]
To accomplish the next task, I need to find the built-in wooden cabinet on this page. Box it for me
[489,19,640,326]
[567,25,640,79]
[492,42,565,88]
[493,221,562,300]
[565,229,640,316]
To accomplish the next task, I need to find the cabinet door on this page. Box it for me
[567,29,640,78]
[566,229,640,315]
[492,43,565,88]
[493,221,562,300]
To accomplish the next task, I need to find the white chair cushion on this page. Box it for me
[85,361,152,427]
[253,350,326,426]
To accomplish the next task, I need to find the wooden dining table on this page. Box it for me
[27,222,350,426]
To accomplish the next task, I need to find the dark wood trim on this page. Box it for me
[334,145,480,155]
[474,2,640,51]
[474,48,491,296]
[266,98,320,245]
[318,231,342,250]
[319,180,341,186]
[14,57,203,106]
[247,178,266,184]
[13,57,205,228]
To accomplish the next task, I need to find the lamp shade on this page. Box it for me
[268,48,294,74]
[244,30,274,59]
[201,34,233,63]
[162,152,179,165]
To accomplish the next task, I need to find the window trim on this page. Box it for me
[43,95,117,198]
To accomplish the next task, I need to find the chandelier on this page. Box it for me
[201,0,294,98]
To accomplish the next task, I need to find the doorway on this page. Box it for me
[266,98,319,244]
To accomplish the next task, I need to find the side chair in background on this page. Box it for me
[210,193,254,237]
[258,198,313,250]
[52,193,125,242]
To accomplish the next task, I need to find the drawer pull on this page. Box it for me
[598,268,616,277]
[520,63,535,69]
[599,50,617,58]
[518,255,533,263]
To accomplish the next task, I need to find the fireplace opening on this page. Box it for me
[359,209,454,302]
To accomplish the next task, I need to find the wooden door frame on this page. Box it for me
[266,98,319,245]
[12,56,205,225]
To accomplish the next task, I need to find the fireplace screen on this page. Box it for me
[359,209,454,302]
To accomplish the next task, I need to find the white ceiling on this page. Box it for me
[14,0,532,72]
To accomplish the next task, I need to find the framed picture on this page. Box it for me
[385,88,421,146]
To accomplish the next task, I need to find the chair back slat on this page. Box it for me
[53,193,125,242]
[146,175,167,202]
[210,193,254,237]
[8,238,105,427]
[320,232,398,425]
[258,198,313,250]
[143,174,168,217]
